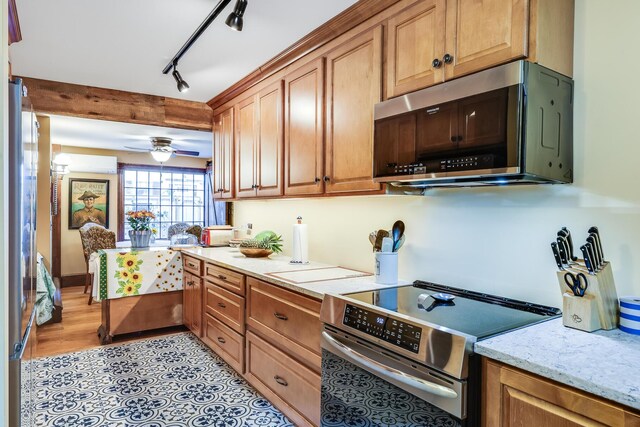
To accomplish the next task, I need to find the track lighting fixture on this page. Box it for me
[162,0,250,92]
[172,64,190,93]
[225,0,248,31]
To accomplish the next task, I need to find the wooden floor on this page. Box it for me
[33,286,186,358]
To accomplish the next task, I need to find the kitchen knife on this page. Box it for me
[580,245,595,274]
[586,235,603,269]
[585,242,599,273]
[559,227,578,261]
[556,237,570,267]
[588,226,605,263]
[551,242,564,270]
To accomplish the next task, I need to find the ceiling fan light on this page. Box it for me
[226,0,247,31]
[151,150,173,163]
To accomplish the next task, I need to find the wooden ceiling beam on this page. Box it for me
[19,77,213,131]
[207,0,401,110]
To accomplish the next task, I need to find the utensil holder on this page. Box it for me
[562,293,601,332]
[374,252,398,285]
[556,261,619,331]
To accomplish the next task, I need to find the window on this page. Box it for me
[120,165,206,240]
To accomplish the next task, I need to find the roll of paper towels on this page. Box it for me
[291,223,309,264]
[619,296,640,335]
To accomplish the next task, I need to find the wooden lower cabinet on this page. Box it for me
[246,331,321,427]
[182,270,202,337]
[202,313,244,374]
[204,281,245,334]
[483,358,640,427]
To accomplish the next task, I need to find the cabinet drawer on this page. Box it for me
[202,313,244,374]
[205,263,245,296]
[183,255,203,275]
[205,281,245,334]
[247,277,321,370]
[246,331,320,427]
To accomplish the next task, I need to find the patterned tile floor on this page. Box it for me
[23,333,294,427]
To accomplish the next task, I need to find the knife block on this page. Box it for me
[562,293,601,332]
[556,261,619,331]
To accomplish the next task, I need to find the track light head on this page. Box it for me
[172,67,190,93]
[225,0,247,31]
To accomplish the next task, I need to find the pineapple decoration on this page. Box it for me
[239,230,283,257]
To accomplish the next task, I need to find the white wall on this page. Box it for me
[235,1,640,308]
[0,0,10,423]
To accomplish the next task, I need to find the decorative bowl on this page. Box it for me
[239,248,273,258]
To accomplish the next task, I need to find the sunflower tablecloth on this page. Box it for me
[89,247,183,302]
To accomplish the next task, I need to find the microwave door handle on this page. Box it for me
[321,331,458,399]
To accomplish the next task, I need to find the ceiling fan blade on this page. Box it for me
[174,150,200,157]
[124,146,151,152]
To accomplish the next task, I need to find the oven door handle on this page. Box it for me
[321,331,458,399]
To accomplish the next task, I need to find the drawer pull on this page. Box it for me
[273,375,288,387]
[217,337,226,344]
[217,302,227,308]
[186,281,194,287]
[273,312,288,321]
[217,274,227,280]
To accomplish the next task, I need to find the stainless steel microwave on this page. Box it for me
[373,61,574,189]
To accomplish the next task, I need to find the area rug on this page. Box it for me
[23,332,294,426]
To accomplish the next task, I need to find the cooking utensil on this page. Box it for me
[551,242,564,270]
[369,232,377,246]
[374,230,389,252]
[580,245,595,274]
[586,235,602,268]
[563,271,588,296]
[588,226,605,261]
[391,220,405,252]
[558,227,577,261]
[381,237,394,253]
[556,237,570,267]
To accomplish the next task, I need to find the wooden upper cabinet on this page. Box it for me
[235,94,258,198]
[325,26,383,194]
[256,81,284,197]
[444,0,529,80]
[213,107,234,200]
[386,0,446,98]
[284,58,325,196]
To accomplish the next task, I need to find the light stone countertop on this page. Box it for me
[181,246,407,299]
[475,318,640,410]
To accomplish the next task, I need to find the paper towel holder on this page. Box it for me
[290,216,310,265]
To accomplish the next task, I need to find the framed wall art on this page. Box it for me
[68,178,110,229]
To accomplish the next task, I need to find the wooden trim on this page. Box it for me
[51,145,62,279]
[8,0,22,45]
[117,162,206,173]
[19,77,213,131]
[207,0,403,110]
[60,274,87,288]
[117,169,125,241]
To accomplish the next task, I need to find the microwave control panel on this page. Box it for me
[391,154,495,175]
[343,304,421,353]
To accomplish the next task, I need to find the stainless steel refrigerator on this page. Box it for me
[8,78,38,427]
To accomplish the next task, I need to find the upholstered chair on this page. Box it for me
[185,225,203,243]
[167,222,189,239]
[79,225,116,305]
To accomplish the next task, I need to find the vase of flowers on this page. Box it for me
[126,210,156,249]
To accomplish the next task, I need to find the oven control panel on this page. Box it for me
[390,154,495,175]
[343,304,421,353]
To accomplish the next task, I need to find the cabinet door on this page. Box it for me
[325,26,383,194]
[191,275,202,337]
[256,81,283,197]
[284,58,324,196]
[215,108,234,199]
[386,0,446,99]
[445,0,528,80]
[235,95,257,198]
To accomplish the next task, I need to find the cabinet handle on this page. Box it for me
[314,177,321,183]
[273,312,288,321]
[432,58,442,69]
[443,53,454,64]
[217,302,226,308]
[187,281,194,286]
[217,274,227,281]
[323,176,330,183]
[274,375,288,387]
[217,337,226,344]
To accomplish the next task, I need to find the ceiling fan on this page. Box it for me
[125,137,200,162]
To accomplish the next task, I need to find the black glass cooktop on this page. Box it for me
[344,281,561,340]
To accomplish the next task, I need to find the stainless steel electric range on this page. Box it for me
[319,281,561,426]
